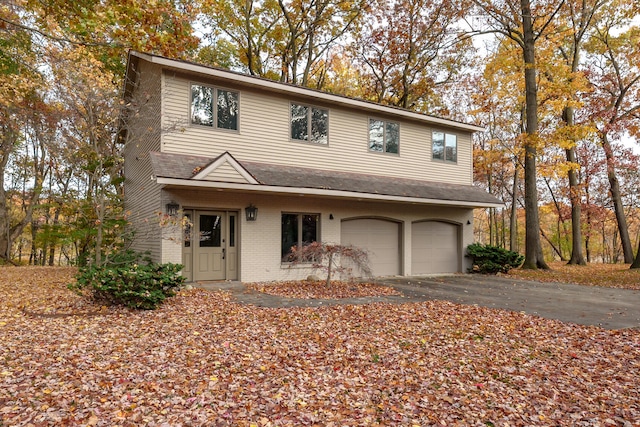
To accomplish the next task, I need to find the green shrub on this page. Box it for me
[68,251,185,310]
[466,243,524,274]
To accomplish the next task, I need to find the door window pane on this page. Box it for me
[184,213,192,248]
[217,90,238,130]
[200,215,221,247]
[229,215,235,247]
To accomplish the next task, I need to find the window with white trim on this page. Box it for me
[191,84,239,130]
[432,131,457,163]
[369,119,399,154]
[290,103,328,144]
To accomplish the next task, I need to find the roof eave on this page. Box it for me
[155,177,504,209]
[131,51,485,133]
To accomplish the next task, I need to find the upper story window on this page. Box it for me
[432,131,457,163]
[191,84,239,131]
[290,103,328,144]
[369,119,399,154]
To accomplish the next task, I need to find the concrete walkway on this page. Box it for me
[196,275,640,330]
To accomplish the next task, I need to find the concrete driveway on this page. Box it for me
[379,275,640,330]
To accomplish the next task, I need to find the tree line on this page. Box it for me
[1,0,638,268]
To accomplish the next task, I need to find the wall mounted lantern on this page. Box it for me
[166,202,180,216]
[245,204,258,221]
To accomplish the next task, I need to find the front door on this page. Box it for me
[193,211,237,281]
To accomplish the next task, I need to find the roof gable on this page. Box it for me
[192,152,258,184]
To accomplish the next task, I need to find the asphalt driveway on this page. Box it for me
[198,275,640,330]
[380,275,640,330]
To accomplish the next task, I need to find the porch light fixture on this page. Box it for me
[245,204,258,221]
[166,202,180,216]
[467,220,471,225]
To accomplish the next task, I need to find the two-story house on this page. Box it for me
[121,51,502,283]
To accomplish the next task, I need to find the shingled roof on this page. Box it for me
[149,151,502,207]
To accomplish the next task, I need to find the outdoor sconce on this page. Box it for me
[245,204,258,221]
[329,214,334,220]
[166,202,180,216]
[467,220,472,225]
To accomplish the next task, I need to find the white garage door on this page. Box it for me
[412,221,460,274]
[341,219,401,277]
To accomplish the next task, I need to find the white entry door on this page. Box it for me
[193,211,237,281]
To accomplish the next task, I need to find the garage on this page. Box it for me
[411,221,460,274]
[341,218,401,277]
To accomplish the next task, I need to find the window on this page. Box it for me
[290,103,328,144]
[369,119,399,154]
[184,212,192,248]
[432,131,457,163]
[281,213,319,262]
[191,84,239,130]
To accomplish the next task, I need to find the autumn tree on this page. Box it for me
[470,0,566,269]
[1,0,199,265]
[355,0,473,112]
[583,5,640,266]
[470,34,544,253]
[200,0,366,87]
[552,0,606,265]
[0,1,53,263]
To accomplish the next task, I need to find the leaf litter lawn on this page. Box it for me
[1,267,639,426]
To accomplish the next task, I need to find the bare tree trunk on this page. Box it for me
[510,162,519,252]
[48,206,61,266]
[520,0,548,269]
[601,133,634,263]
[631,239,640,269]
[566,144,586,265]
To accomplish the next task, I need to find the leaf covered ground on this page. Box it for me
[246,281,401,299]
[508,261,640,290]
[1,267,639,426]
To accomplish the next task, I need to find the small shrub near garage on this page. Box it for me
[466,243,524,274]
[69,251,185,310]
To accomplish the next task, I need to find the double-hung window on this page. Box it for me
[432,131,457,163]
[369,119,399,154]
[290,103,328,144]
[191,84,239,131]
[281,213,320,262]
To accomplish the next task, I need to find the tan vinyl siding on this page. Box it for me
[201,162,251,183]
[123,61,163,260]
[161,73,473,185]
